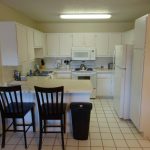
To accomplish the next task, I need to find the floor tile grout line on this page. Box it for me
[100,98,117,148]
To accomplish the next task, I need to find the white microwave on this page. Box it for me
[72,47,96,60]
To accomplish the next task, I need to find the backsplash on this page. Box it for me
[0,60,35,84]
[36,57,113,69]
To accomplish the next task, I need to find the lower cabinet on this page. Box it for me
[96,72,113,97]
[54,72,71,79]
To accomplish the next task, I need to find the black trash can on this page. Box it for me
[70,102,92,140]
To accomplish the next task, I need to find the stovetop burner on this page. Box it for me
[87,68,93,71]
[74,68,93,71]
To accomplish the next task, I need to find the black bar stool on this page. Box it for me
[0,85,36,149]
[34,86,67,150]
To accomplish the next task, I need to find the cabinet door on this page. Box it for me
[108,32,122,56]
[16,24,28,63]
[84,33,96,47]
[97,74,112,97]
[59,33,72,57]
[46,33,60,57]
[0,22,18,65]
[27,27,35,60]
[72,33,96,47]
[96,33,109,57]
[34,30,43,48]
[134,15,147,49]
[55,72,71,79]
[122,29,134,45]
[72,33,84,47]
[130,50,144,130]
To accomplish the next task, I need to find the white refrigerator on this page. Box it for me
[113,44,133,119]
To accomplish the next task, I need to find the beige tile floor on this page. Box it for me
[1,98,150,150]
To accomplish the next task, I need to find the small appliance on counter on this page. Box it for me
[108,62,113,69]
[40,59,45,69]
[13,70,21,81]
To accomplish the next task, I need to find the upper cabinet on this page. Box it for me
[45,32,122,58]
[46,33,60,57]
[0,22,28,66]
[0,22,45,65]
[33,30,44,48]
[46,33,72,57]
[108,32,122,56]
[59,33,72,57]
[134,14,148,49]
[26,27,35,60]
[72,33,96,47]
[95,33,109,57]
[95,32,122,57]
[16,23,28,63]
[122,29,134,45]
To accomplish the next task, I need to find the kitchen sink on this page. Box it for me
[33,71,53,76]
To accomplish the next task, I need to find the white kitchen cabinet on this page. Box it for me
[130,49,144,131]
[46,33,73,57]
[130,15,150,138]
[134,15,148,49]
[122,29,134,45]
[26,27,35,60]
[108,32,122,56]
[96,73,113,97]
[46,33,60,57]
[0,22,29,65]
[34,33,46,58]
[59,33,72,57]
[72,33,96,47]
[16,23,28,63]
[95,33,109,57]
[33,30,44,48]
[54,71,71,79]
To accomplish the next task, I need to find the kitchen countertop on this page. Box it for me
[96,68,114,73]
[45,68,114,73]
[9,76,93,94]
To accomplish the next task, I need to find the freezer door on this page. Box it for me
[113,67,126,118]
[115,45,127,68]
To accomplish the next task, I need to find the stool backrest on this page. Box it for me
[0,85,23,115]
[34,86,64,115]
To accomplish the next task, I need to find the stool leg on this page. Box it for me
[23,118,27,148]
[31,107,36,132]
[13,118,16,132]
[39,119,43,150]
[64,113,66,133]
[1,118,6,148]
[61,117,65,150]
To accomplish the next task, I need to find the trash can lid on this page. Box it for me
[70,102,92,110]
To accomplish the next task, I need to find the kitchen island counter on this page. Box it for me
[9,77,92,132]
[9,76,92,94]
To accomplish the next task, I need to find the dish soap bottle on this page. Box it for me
[40,59,45,69]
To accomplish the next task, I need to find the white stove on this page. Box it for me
[72,68,96,99]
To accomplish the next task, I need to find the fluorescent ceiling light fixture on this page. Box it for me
[60,14,111,19]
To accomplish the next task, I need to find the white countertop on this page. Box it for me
[45,68,114,73]
[96,68,114,73]
[9,76,93,94]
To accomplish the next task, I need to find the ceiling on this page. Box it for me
[1,0,150,23]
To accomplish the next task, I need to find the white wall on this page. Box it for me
[0,2,36,28]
